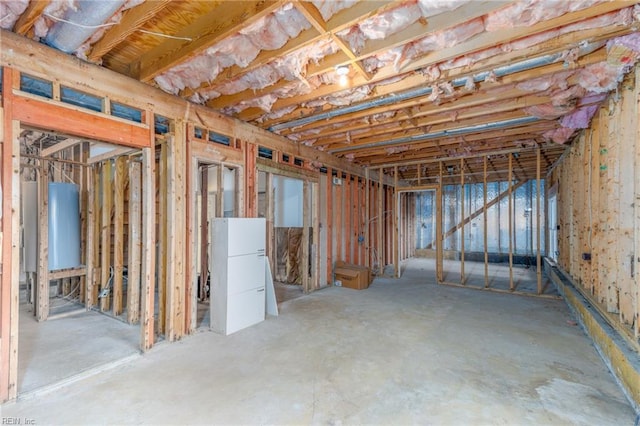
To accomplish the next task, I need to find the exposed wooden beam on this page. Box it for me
[88,0,172,62]
[41,138,83,157]
[131,1,284,82]
[12,1,49,36]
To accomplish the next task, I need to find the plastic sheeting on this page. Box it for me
[416,180,545,256]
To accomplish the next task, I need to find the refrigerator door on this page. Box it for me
[227,253,265,295]
[226,218,266,257]
[226,287,266,335]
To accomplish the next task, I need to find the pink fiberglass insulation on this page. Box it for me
[560,104,598,129]
[577,92,607,106]
[311,0,358,22]
[577,62,626,93]
[550,85,586,106]
[356,1,421,40]
[543,127,576,144]
[0,0,29,30]
[304,85,372,108]
[239,6,310,51]
[607,32,640,56]
[256,105,297,124]
[155,4,308,96]
[516,70,574,92]
[272,38,339,81]
[524,103,576,120]
[386,145,410,155]
[417,0,471,18]
[34,0,77,39]
[484,0,601,32]
[400,18,484,67]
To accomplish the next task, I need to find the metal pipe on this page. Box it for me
[270,42,602,133]
[329,116,541,154]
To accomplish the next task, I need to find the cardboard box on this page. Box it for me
[334,261,371,290]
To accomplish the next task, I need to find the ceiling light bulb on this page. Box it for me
[336,65,349,76]
[339,73,348,86]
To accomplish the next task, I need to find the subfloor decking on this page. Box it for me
[6,258,635,424]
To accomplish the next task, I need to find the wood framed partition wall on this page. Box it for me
[1,29,389,402]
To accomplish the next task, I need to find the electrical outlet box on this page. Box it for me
[332,177,342,185]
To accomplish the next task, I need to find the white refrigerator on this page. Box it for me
[210,218,266,335]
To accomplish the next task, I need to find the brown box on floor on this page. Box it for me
[334,261,372,290]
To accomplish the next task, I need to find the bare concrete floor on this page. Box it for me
[4,258,635,425]
[16,301,140,396]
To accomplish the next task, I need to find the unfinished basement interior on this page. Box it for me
[1,0,639,423]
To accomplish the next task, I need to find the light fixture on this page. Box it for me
[336,65,349,86]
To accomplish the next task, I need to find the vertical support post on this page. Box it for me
[364,169,370,269]
[244,142,257,217]
[335,171,343,262]
[85,164,95,307]
[378,169,384,275]
[140,142,156,351]
[353,177,360,265]
[157,142,167,334]
[266,172,275,281]
[37,159,50,320]
[437,162,443,283]
[1,66,21,400]
[508,154,514,291]
[302,180,310,293]
[393,166,399,278]
[186,152,198,332]
[90,166,101,307]
[460,159,465,285]
[326,168,333,283]
[113,156,126,317]
[536,148,542,294]
[345,173,351,263]
[312,181,320,290]
[199,167,208,301]
[127,160,142,324]
[100,160,113,312]
[483,156,489,288]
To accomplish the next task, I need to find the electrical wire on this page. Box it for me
[44,13,194,42]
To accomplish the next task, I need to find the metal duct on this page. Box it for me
[328,116,541,154]
[45,0,126,53]
[271,42,602,132]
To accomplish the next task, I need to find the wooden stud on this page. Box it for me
[127,160,142,324]
[113,156,127,317]
[90,166,101,307]
[393,166,399,278]
[1,68,20,400]
[436,162,443,283]
[157,142,167,335]
[378,169,384,274]
[483,156,489,288]
[140,144,156,351]
[85,163,95,308]
[460,158,465,285]
[100,160,113,312]
[244,143,258,217]
[508,153,514,291]
[312,181,321,290]
[536,148,542,294]
[364,169,370,269]
[353,177,360,265]
[266,172,276,281]
[302,180,311,293]
[326,168,333,282]
[37,159,49,321]
[336,171,343,262]
[199,167,209,301]
[345,173,352,263]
